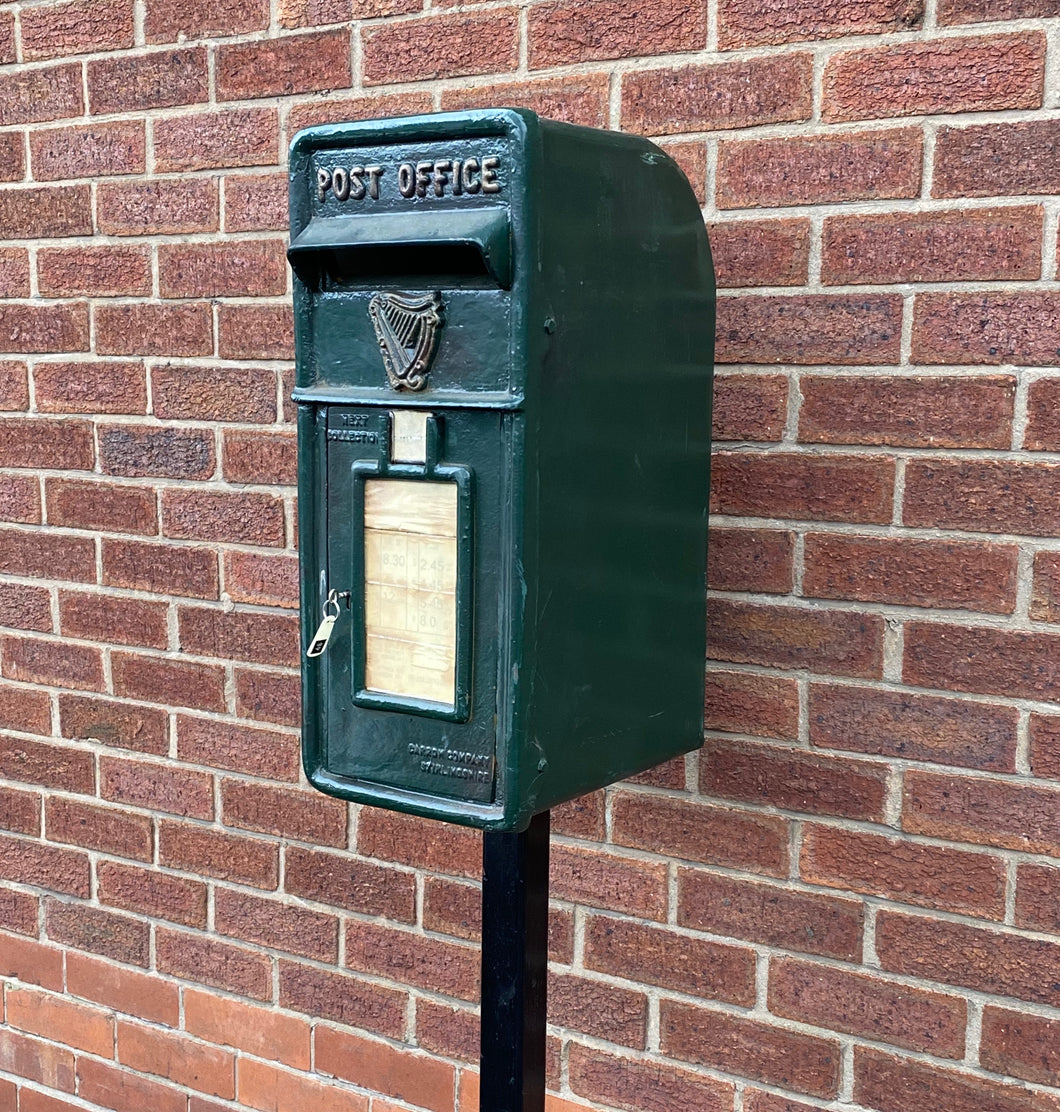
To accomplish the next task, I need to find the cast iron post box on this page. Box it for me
[289,109,714,832]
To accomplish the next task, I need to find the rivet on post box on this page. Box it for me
[288,108,715,834]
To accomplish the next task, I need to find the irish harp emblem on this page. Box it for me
[368,291,445,392]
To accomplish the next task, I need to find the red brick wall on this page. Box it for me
[0,1,1058,1110]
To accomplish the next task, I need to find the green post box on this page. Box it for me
[290,109,714,832]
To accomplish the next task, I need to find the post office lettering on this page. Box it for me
[318,156,503,203]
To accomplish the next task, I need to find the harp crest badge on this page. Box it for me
[368,291,445,392]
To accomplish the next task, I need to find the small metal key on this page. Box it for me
[306,590,342,658]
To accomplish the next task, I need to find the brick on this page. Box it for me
[95,302,213,358]
[217,887,337,962]
[59,591,168,650]
[147,0,270,41]
[809,683,1018,772]
[940,0,1059,19]
[660,141,708,203]
[702,738,887,820]
[704,670,799,740]
[224,551,298,608]
[823,206,1042,285]
[286,90,433,133]
[34,360,147,414]
[1025,379,1060,452]
[423,877,481,941]
[0,250,29,297]
[101,753,214,819]
[679,869,862,959]
[585,915,755,1004]
[0,419,93,470]
[235,668,300,727]
[622,55,812,135]
[801,374,1015,450]
[47,479,158,536]
[771,956,964,1057]
[6,985,114,1057]
[38,247,150,300]
[416,998,478,1062]
[346,919,479,1000]
[67,952,180,1026]
[154,108,279,172]
[46,797,152,861]
[981,1006,1060,1088]
[0,785,41,835]
[711,376,787,443]
[285,845,415,920]
[45,898,149,965]
[279,959,406,1036]
[99,425,216,481]
[625,754,687,790]
[0,305,88,355]
[0,63,83,126]
[824,33,1046,122]
[159,240,287,299]
[159,822,278,888]
[112,652,226,713]
[1019,863,1060,935]
[15,1087,78,1112]
[218,304,295,360]
[77,1056,185,1112]
[222,431,297,487]
[710,219,809,288]
[21,0,132,58]
[569,1044,733,1112]
[0,12,12,64]
[803,822,1005,917]
[550,840,670,917]
[1032,714,1060,780]
[223,172,286,232]
[0,932,65,990]
[153,364,277,422]
[662,1002,840,1098]
[717,128,922,208]
[0,528,94,583]
[363,11,518,84]
[0,582,51,632]
[316,1026,455,1112]
[184,988,310,1068]
[905,459,1060,535]
[803,534,1018,612]
[720,0,921,47]
[282,0,422,25]
[548,971,647,1047]
[358,808,480,879]
[716,294,903,365]
[31,121,145,182]
[528,0,705,67]
[709,598,884,678]
[88,48,209,114]
[238,1056,369,1112]
[905,767,1060,856]
[156,928,271,999]
[878,907,1060,1008]
[98,178,219,236]
[162,489,286,547]
[103,539,219,600]
[552,791,605,840]
[440,75,610,129]
[0,887,38,933]
[612,792,789,876]
[0,361,30,410]
[2,637,103,692]
[854,1045,1060,1112]
[217,30,350,101]
[711,452,894,523]
[176,714,298,781]
[934,119,1060,198]
[0,682,52,736]
[0,473,39,523]
[119,1021,235,1099]
[97,860,207,927]
[0,1029,74,1091]
[179,607,299,668]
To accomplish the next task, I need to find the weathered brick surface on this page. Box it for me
[934,119,1060,198]
[362,12,519,84]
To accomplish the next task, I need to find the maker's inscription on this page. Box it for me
[318,156,502,203]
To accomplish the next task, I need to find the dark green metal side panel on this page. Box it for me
[292,109,713,831]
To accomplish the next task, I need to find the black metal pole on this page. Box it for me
[480,809,550,1112]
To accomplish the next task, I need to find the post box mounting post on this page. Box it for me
[480,810,550,1112]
